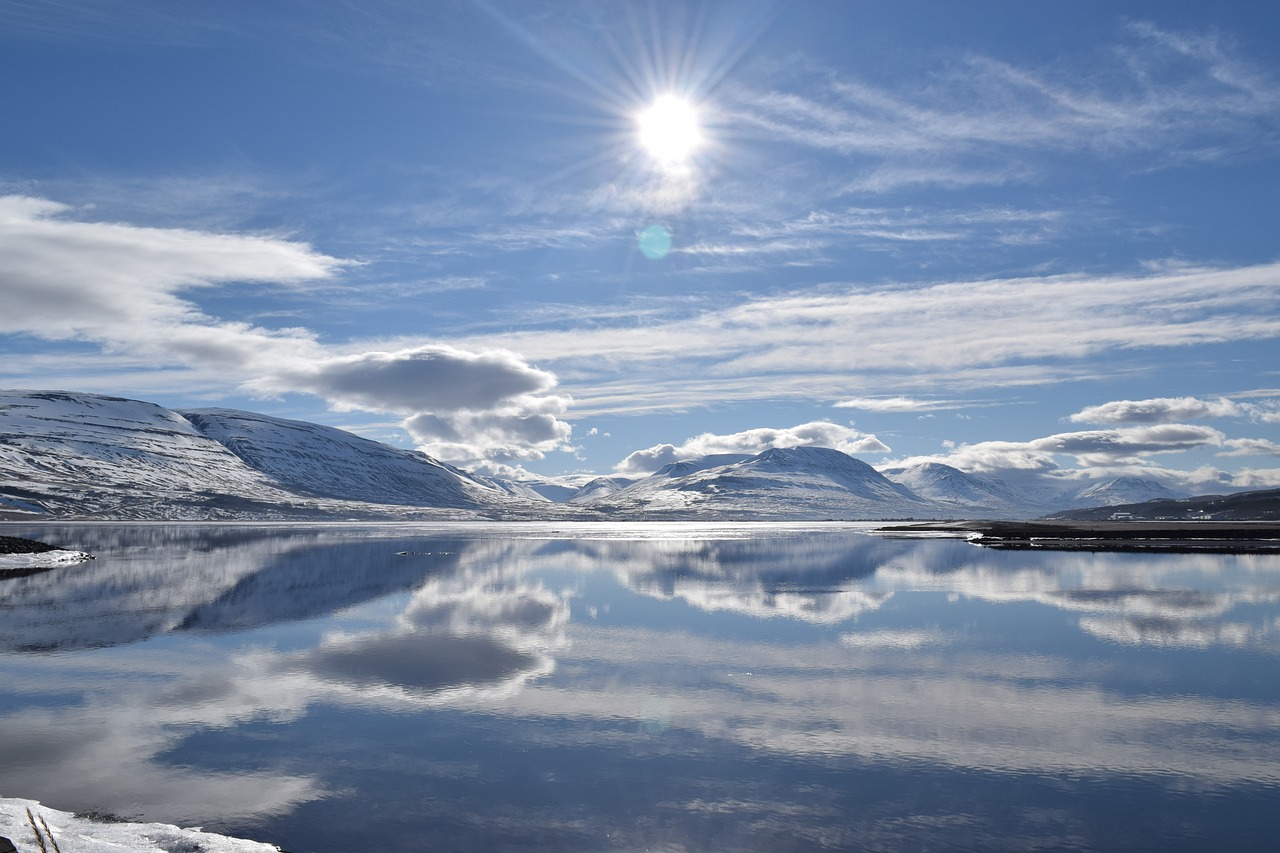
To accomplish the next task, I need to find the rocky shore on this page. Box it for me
[0,534,59,555]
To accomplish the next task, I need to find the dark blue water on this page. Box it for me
[1,522,1277,851]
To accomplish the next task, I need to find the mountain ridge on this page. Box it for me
[0,390,537,520]
[586,446,939,520]
[0,389,1253,521]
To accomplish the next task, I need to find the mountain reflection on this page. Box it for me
[580,535,902,622]
[0,525,1277,652]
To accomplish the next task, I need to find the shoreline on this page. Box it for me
[0,534,94,578]
[0,534,59,555]
[877,520,1280,553]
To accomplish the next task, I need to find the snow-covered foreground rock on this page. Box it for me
[0,798,280,853]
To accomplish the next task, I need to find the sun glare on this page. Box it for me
[636,95,703,167]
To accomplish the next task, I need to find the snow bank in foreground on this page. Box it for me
[0,549,92,571]
[0,799,281,853]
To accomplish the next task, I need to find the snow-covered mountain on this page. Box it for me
[483,477,555,502]
[567,475,637,504]
[662,454,753,475]
[0,390,537,519]
[880,462,1057,518]
[0,391,296,519]
[1058,476,1187,508]
[181,408,511,507]
[0,389,1199,521]
[519,481,578,502]
[589,446,939,519]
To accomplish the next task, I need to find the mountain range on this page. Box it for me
[0,389,1208,521]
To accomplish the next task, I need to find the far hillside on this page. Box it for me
[1050,488,1280,522]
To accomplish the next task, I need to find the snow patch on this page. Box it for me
[0,798,281,853]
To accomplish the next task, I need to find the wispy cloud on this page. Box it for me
[835,396,971,413]
[729,22,1280,191]
[672,205,1075,268]
[452,261,1280,414]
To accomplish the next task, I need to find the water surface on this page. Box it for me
[1,522,1277,851]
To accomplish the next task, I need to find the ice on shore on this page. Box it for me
[0,799,281,852]
[0,549,92,571]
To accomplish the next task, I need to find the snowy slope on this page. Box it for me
[0,390,300,518]
[0,391,532,519]
[488,478,560,501]
[650,454,753,479]
[1059,476,1187,508]
[881,462,1055,518]
[181,408,508,508]
[568,475,637,504]
[594,446,938,519]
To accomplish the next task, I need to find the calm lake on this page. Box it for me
[1,522,1278,851]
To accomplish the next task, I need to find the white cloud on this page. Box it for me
[893,440,1060,477]
[404,395,574,473]
[1070,397,1244,424]
[616,444,682,475]
[615,421,889,475]
[0,196,574,468]
[274,348,575,472]
[263,345,558,414]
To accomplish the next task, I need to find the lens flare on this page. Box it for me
[638,224,673,259]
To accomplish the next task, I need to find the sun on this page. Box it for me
[636,94,703,167]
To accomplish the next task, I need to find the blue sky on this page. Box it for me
[2,0,1279,490]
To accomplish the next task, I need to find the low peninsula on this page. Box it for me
[877,520,1280,553]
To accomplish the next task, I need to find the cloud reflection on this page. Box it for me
[489,626,1280,787]
[872,545,1280,651]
